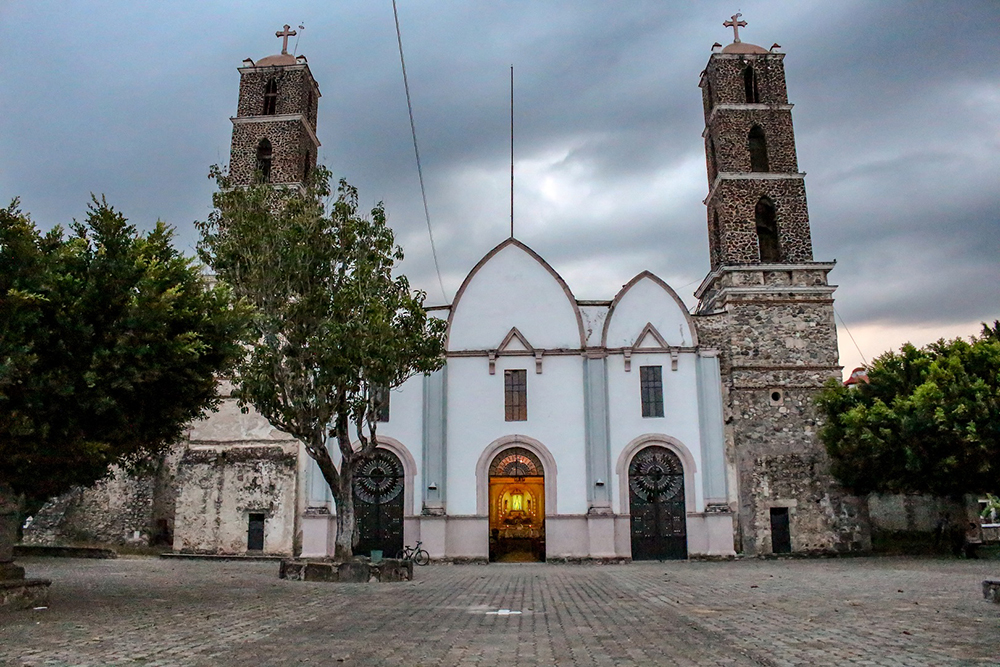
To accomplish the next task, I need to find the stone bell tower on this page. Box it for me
[229,25,320,187]
[692,15,869,555]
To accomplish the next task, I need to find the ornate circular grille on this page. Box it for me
[354,449,404,504]
[489,447,543,477]
[628,446,683,502]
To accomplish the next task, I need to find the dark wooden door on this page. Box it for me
[247,513,265,551]
[770,507,791,554]
[353,449,405,557]
[629,446,687,560]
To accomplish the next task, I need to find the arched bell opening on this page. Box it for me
[488,447,545,563]
[628,445,688,560]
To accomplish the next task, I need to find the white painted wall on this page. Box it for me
[604,274,694,347]
[449,242,582,350]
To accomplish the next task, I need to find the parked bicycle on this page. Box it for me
[396,541,430,566]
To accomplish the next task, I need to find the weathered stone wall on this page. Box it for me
[22,447,182,547]
[229,120,315,185]
[702,54,789,112]
[172,444,298,555]
[236,65,319,127]
[707,109,798,174]
[868,493,965,533]
[707,178,813,265]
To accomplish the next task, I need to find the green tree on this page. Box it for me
[817,323,1000,498]
[0,198,248,563]
[196,167,446,560]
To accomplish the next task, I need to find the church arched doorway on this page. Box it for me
[488,447,545,562]
[353,448,405,558]
[628,445,687,560]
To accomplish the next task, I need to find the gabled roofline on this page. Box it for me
[601,270,698,348]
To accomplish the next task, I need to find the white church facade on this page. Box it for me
[161,20,872,561]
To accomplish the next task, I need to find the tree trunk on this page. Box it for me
[0,483,26,581]
[333,460,356,561]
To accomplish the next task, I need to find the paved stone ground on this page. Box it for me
[1,556,997,666]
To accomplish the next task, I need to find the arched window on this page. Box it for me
[755,196,780,262]
[744,65,759,103]
[708,136,718,181]
[262,78,278,115]
[256,138,272,183]
[711,209,723,267]
[748,125,769,172]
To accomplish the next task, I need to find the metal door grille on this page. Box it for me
[353,449,404,557]
[628,446,687,560]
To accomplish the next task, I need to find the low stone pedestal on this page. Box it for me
[279,558,413,583]
[983,580,1000,603]
[0,578,51,610]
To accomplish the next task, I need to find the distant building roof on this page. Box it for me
[844,367,869,387]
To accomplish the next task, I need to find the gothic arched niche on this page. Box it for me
[748,125,769,172]
[256,138,272,183]
[743,64,759,103]
[755,196,780,262]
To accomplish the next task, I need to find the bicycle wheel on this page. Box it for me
[413,549,430,566]
[394,550,407,561]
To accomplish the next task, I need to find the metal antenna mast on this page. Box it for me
[510,65,514,239]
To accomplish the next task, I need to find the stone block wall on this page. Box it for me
[707,178,813,265]
[702,53,789,114]
[229,120,315,185]
[23,447,181,547]
[236,65,319,128]
[172,445,298,555]
[707,109,798,175]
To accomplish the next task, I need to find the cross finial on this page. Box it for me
[723,13,748,43]
[275,24,297,55]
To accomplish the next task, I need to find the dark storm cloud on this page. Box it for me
[1,1,997,342]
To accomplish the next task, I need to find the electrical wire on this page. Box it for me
[834,306,868,367]
[391,0,449,304]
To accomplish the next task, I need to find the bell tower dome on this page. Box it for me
[229,25,320,187]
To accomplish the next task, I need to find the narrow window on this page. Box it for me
[744,65,759,103]
[755,196,780,262]
[504,369,527,421]
[711,209,723,267]
[373,386,390,423]
[303,149,311,181]
[748,125,769,172]
[707,136,718,181]
[247,513,265,551]
[307,89,313,114]
[640,365,664,418]
[256,138,273,183]
[262,78,278,115]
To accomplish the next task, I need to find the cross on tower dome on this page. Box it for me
[276,24,297,54]
[723,13,748,43]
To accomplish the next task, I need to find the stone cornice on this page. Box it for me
[694,262,836,300]
[703,172,805,205]
[703,103,793,131]
[231,114,321,148]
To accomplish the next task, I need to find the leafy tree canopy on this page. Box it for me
[196,167,446,559]
[0,198,248,502]
[817,323,1000,497]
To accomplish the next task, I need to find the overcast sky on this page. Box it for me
[2,1,998,374]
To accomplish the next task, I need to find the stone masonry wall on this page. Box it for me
[702,54,789,114]
[229,120,315,185]
[707,109,798,175]
[708,178,813,265]
[23,447,182,547]
[236,66,319,128]
[173,445,298,555]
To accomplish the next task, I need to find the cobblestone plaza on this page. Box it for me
[1,557,997,666]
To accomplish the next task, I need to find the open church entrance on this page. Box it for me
[628,445,687,560]
[488,447,545,562]
[353,448,404,558]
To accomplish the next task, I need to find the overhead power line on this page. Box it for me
[391,0,448,304]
